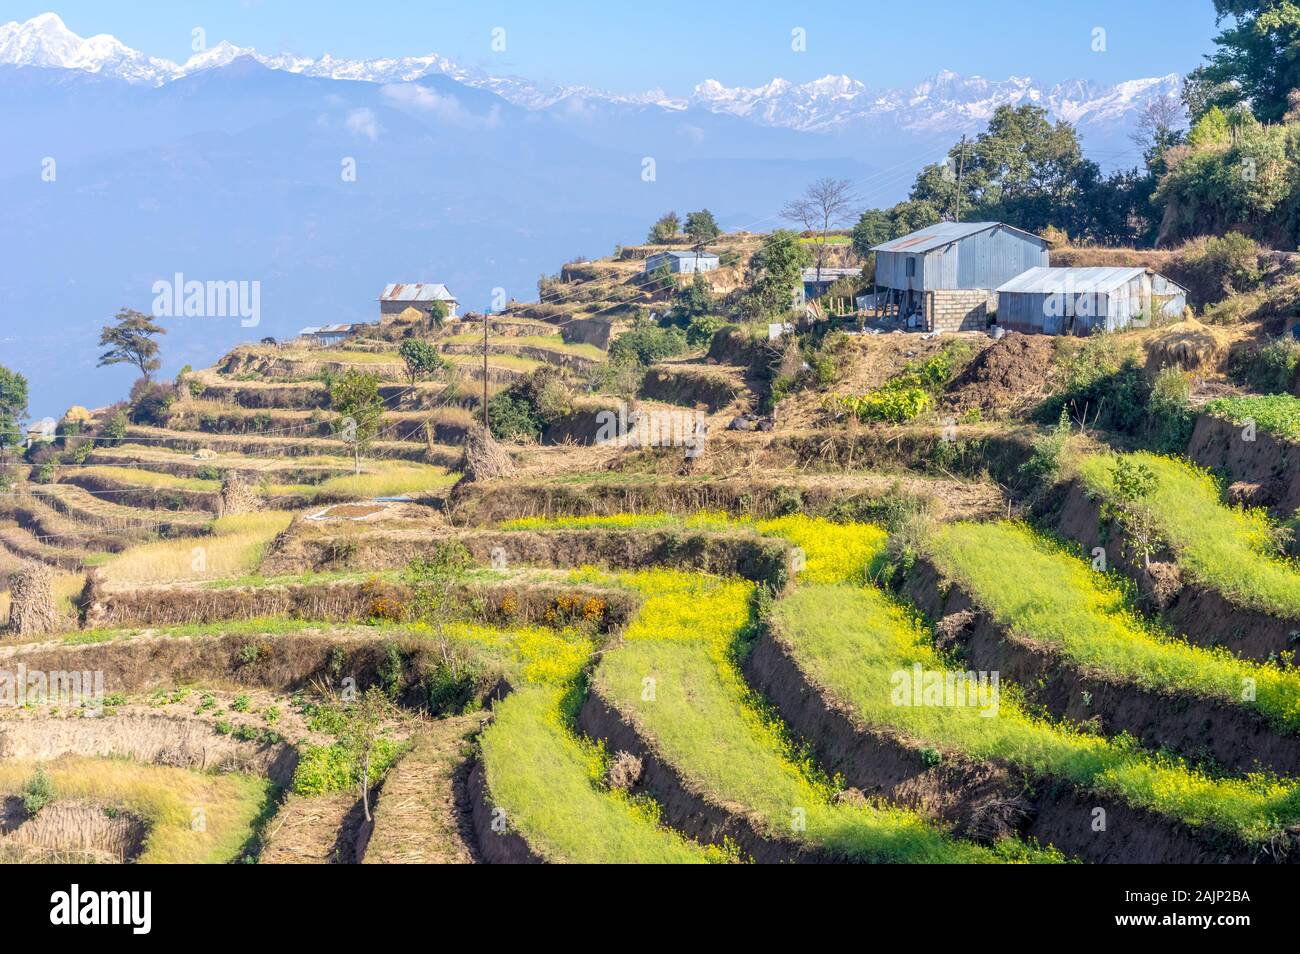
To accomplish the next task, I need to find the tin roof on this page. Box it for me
[380,283,457,302]
[996,266,1180,295]
[871,221,1045,254]
[649,251,719,260]
[801,267,862,282]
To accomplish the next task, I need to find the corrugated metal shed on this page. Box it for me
[871,221,1049,296]
[996,267,1188,335]
[997,266,1148,294]
[645,251,720,273]
[380,283,457,302]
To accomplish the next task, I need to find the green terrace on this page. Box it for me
[1076,452,1300,620]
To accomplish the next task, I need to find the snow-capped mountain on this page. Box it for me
[0,12,1181,135]
[0,11,179,83]
[690,70,1184,134]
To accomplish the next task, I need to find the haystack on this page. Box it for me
[460,423,516,482]
[1145,317,1231,374]
[383,305,425,326]
[218,471,262,517]
[7,562,58,637]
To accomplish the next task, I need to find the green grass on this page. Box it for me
[1076,452,1300,619]
[778,582,1300,845]
[508,512,1300,845]
[1205,394,1300,442]
[474,614,718,863]
[926,521,1300,734]
[591,565,1056,862]
[481,686,713,863]
[764,517,1300,845]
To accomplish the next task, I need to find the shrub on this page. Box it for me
[487,391,544,441]
[129,380,177,427]
[609,323,688,366]
[1020,409,1072,483]
[685,313,727,348]
[1146,367,1195,452]
[1235,338,1300,393]
[836,343,964,424]
[31,455,58,484]
[841,385,932,424]
[21,766,55,816]
[1182,232,1265,298]
[98,408,128,444]
[1039,336,1149,434]
[488,367,573,442]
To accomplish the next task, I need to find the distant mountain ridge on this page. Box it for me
[0,12,1183,137]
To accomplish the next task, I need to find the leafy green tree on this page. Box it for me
[911,105,1091,233]
[684,208,722,244]
[850,209,896,259]
[426,299,450,325]
[885,198,944,236]
[647,211,681,243]
[743,229,810,319]
[339,688,396,823]
[1187,0,1300,123]
[1107,458,1162,570]
[670,272,716,326]
[398,338,448,386]
[330,370,385,473]
[0,365,29,463]
[98,308,165,379]
[1187,105,1233,147]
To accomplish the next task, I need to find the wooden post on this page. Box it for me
[482,312,489,429]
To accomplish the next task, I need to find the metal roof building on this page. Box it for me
[645,250,720,274]
[379,283,459,318]
[996,266,1188,335]
[871,221,1050,295]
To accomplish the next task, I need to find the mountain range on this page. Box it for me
[1,13,1181,140]
[0,13,1183,416]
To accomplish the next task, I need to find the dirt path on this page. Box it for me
[363,713,485,864]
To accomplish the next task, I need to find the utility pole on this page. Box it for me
[482,311,489,429]
[954,135,967,223]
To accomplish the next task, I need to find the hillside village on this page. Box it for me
[5,0,1300,870]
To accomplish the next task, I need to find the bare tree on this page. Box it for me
[782,177,859,292]
[1130,97,1186,157]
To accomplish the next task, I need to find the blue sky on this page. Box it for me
[6,1,1221,92]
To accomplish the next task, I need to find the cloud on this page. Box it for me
[381,83,501,128]
[677,122,706,143]
[344,107,379,140]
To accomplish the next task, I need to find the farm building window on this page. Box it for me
[906,258,916,277]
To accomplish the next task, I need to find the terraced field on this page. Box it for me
[6,248,1300,866]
